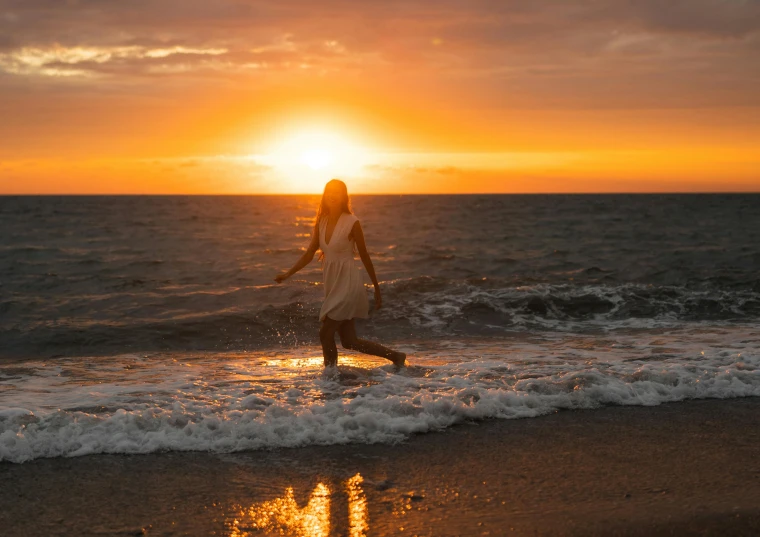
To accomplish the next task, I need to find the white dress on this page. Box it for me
[318,212,370,322]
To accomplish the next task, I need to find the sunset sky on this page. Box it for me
[0,0,759,194]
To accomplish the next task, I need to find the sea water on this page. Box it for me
[1,194,759,462]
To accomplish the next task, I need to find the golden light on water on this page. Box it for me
[226,474,369,536]
[228,483,330,537]
[263,355,390,369]
[346,474,369,537]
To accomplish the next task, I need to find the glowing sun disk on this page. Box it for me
[259,125,373,192]
[300,149,332,169]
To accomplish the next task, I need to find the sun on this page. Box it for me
[300,148,333,170]
[258,125,372,193]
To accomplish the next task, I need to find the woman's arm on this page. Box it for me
[351,221,383,308]
[274,222,320,283]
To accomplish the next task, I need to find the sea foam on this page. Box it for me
[1,326,759,463]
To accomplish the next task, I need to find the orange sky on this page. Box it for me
[0,0,759,193]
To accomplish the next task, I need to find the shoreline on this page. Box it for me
[2,397,760,536]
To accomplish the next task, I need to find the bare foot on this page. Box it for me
[392,352,406,368]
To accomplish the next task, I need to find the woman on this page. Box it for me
[274,179,406,368]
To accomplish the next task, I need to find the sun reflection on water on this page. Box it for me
[228,483,330,537]
[263,355,390,370]
[346,474,369,537]
[226,474,368,537]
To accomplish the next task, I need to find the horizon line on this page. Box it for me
[2,191,760,196]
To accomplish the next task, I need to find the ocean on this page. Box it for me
[1,194,759,463]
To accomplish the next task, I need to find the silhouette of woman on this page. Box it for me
[275,179,407,368]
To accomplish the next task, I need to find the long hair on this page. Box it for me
[314,179,354,263]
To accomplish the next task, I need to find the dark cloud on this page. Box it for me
[3,1,758,51]
[0,0,758,107]
[0,32,17,51]
[623,0,760,38]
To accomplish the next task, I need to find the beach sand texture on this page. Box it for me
[3,397,759,537]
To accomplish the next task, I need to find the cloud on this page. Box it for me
[621,0,760,38]
[0,0,758,112]
[1,1,757,74]
[0,43,251,76]
[0,154,277,193]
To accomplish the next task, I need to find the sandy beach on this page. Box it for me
[3,397,759,536]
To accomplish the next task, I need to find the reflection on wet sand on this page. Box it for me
[346,473,369,537]
[228,483,330,537]
[227,473,368,537]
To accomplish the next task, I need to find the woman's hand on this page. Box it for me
[274,272,290,283]
[373,287,382,309]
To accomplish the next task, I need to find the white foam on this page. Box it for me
[1,325,759,463]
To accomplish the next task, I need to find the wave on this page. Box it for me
[1,330,758,463]
[2,279,760,359]
[381,278,760,330]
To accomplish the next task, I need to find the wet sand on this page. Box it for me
[2,397,760,536]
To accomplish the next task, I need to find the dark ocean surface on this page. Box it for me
[1,194,759,462]
[2,194,759,358]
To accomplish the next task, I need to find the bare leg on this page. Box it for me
[319,316,344,367]
[338,319,406,367]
